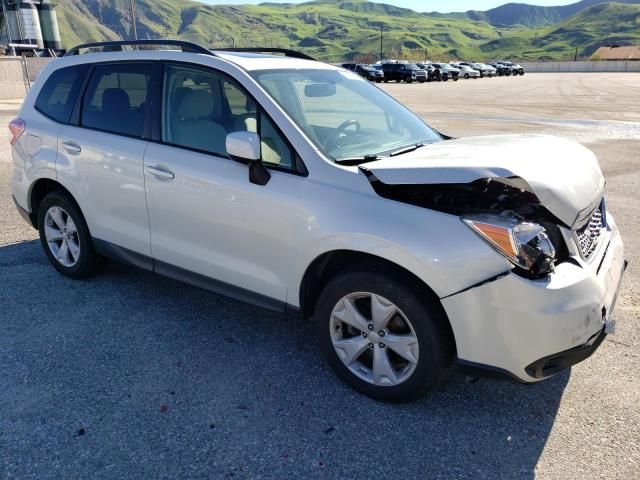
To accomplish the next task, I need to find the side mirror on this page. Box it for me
[304,82,336,98]
[226,131,270,186]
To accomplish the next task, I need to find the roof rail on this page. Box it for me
[210,47,316,61]
[65,40,214,57]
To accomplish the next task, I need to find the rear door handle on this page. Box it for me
[61,140,81,155]
[146,165,175,180]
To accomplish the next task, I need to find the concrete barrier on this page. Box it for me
[521,61,640,73]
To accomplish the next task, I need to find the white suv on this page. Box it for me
[10,41,625,402]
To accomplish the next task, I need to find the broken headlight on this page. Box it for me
[462,214,556,277]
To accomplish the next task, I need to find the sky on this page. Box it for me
[200,0,572,12]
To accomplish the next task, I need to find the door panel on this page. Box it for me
[55,62,154,256]
[57,125,151,256]
[143,143,293,302]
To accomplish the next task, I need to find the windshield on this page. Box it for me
[251,68,441,162]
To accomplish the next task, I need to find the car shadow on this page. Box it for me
[1,239,568,479]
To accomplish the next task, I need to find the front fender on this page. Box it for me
[288,208,511,307]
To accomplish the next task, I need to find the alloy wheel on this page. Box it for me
[329,292,419,387]
[44,206,81,267]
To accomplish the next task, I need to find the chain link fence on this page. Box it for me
[0,56,52,100]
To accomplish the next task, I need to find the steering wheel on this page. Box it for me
[325,119,361,151]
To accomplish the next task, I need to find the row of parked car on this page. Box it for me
[341,60,525,83]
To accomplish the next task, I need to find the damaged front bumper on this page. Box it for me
[442,215,626,383]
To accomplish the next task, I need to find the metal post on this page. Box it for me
[379,26,383,62]
[129,0,138,41]
[574,47,578,62]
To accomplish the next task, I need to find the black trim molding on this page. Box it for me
[525,328,606,379]
[93,238,293,315]
[12,195,36,228]
[456,358,527,383]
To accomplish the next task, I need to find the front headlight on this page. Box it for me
[462,214,556,277]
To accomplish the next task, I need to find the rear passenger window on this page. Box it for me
[35,64,88,124]
[81,64,151,138]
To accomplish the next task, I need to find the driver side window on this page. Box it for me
[162,65,295,170]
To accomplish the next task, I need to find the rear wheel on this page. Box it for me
[315,271,451,402]
[37,191,103,279]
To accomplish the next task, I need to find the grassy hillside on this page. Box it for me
[54,0,640,62]
[426,0,640,27]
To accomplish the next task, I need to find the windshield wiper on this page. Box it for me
[389,143,426,157]
[334,154,380,166]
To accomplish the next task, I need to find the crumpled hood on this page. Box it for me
[362,134,605,226]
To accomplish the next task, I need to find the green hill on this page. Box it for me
[426,0,640,27]
[53,0,640,62]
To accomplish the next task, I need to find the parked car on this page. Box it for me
[11,40,625,402]
[341,63,384,82]
[478,63,497,77]
[416,63,442,82]
[381,62,427,83]
[488,62,512,76]
[499,61,525,76]
[430,63,460,81]
[460,62,495,78]
[456,65,481,79]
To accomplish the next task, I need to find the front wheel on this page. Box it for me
[37,191,103,279]
[315,271,451,402]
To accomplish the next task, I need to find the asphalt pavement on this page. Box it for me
[1,73,639,479]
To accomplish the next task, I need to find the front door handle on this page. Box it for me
[61,140,81,155]
[146,165,175,180]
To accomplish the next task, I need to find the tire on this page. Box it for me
[405,78,413,83]
[464,73,469,79]
[37,191,103,279]
[315,270,451,402]
[418,79,425,83]
[442,74,448,82]
[453,76,459,82]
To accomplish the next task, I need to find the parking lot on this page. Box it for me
[1,73,639,479]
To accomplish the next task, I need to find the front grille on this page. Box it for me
[576,205,604,259]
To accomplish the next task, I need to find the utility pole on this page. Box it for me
[129,0,138,41]
[574,47,578,62]
[379,25,384,62]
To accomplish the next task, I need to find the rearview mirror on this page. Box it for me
[226,131,270,186]
[304,82,336,98]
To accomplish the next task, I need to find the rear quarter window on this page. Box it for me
[34,64,89,124]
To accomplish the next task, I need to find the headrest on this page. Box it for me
[246,97,256,113]
[102,88,130,112]
[177,89,214,118]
